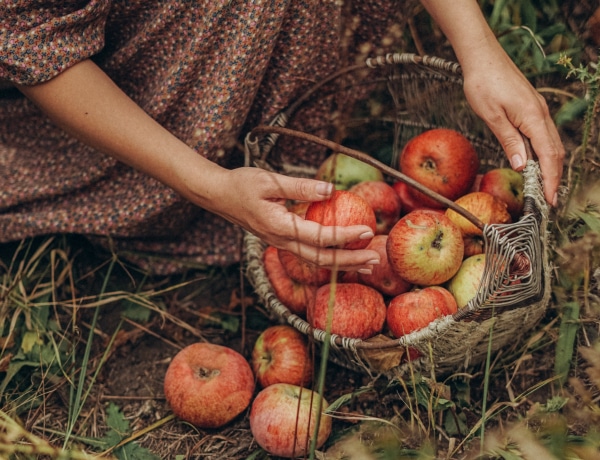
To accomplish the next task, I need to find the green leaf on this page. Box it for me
[554,301,581,387]
[121,300,153,323]
[554,98,588,127]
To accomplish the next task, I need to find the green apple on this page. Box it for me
[315,153,384,190]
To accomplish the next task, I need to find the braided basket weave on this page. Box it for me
[244,53,552,378]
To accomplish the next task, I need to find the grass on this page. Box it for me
[1,3,600,459]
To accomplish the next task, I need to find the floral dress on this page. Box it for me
[0,0,405,273]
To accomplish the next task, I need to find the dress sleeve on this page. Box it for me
[0,0,111,85]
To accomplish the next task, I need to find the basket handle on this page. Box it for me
[250,124,487,231]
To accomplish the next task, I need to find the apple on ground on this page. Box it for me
[278,248,332,286]
[163,342,255,429]
[263,246,316,315]
[447,254,486,308]
[250,383,332,458]
[349,180,402,234]
[479,168,524,220]
[392,180,444,215]
[445,191,512,257]
[315,152,384,190]
[251,325,313,388]
[386,209,464,286]
[307,283,387,340]
[386,286,458,338]
[358,235,412,297]
[305,190,377,250]
[399,128,479,209]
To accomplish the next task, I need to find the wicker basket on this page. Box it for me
[243,53,552,378]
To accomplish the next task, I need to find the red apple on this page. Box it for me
[251,325,313,388]
[349,180,402,234]
[278,248,332,287]
[447,254,486,308]
[399,128,479,208]
[305,190,377,250]
[357,235,412,297]
[163,342,255,428]
[479,168,524,220]
[307,283,387,340]
[263,246,316,315]
[386,209,464,286]
[315,152,384,190]
[386,286,458,338]
[250,383,332,458]
[392,180,442,215]
[445,192,512,240]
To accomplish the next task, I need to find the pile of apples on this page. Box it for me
[163,326,330,458]
[264,128,525,346]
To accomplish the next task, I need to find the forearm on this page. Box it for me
[16,59,226,209]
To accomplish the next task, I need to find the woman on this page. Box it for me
[0,0,564,274]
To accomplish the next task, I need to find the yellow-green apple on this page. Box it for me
[305,190,377,250]
[315,152,384,190]
[349,180,402,234]
[278,248,332,286]
[386,209,464,286]
[447,254,486,308]
[399,128,479,208]
[445,191,512,257]
[263,246,316,315]
[163,342,255,428]
[358,235,412,297]
[479,168,524,220]
[386,286,458,338]
[251,325,313,388]
[392,180,443,215]
[307,283,387,339]
[250,383,332,458]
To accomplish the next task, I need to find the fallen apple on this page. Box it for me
[250,383,332,458]
[263,246,316,315]
[349,180,402,234]
[358,235,412,297]
[386,209,464,286]
[479,168,524,220]
[386,286,458,338]
[251,325,313,388]
[163,342,255,428]
[307,282,387,340]
[399,128,479,208]
[305,190,377,250]
[315,152,384,190]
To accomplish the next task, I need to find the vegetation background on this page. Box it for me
[1,1,599,458]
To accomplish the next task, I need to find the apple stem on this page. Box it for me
[250,125,486,230]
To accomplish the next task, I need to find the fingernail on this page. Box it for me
[367,259,380,265]
[316,182,334,197]
[358,268,372,275]
[552,192,558,207]
[510,155,524,170]
[359,231,375,240]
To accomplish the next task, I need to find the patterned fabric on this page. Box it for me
[0,0,404,273]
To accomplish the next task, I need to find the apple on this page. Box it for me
[250,383,332,458]
[447,254,486,308]
[349,180,402,234]
[357,235,412,297]
[278,248,332,286]
[263,246,316,315]
[386,209,464,286]
[315,152,384,190]
[445,192,512,240]
[386,286,458,338]
[479,168,524,220]
[163,342,255,428]
[305,190,377,250]
[251,325,313,388]
[399,128,479,209]
[307,283,387,340]
[392,180,441,215]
